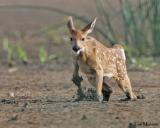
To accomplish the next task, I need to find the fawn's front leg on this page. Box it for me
[72,60,83,89]
[96,68,104,102]
[72,60,84,100]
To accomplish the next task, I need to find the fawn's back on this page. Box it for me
[76,36,127,80]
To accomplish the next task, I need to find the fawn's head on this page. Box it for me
[67,16,96,55]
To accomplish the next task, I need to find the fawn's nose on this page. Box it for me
[72,45,80,52]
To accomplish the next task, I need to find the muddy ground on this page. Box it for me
[0,35,159,128]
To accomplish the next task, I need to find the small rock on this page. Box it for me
[81,115,87,120]
[115,116,119,119]
[8,67,18,73]
[8,114,18,121]
[20,108,25,112]
[8,92,15,98]
[128,121,136,128]
[23,102,28,108]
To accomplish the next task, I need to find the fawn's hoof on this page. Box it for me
[130,97,137,101]
[121,95,137,101]
[97,93,103,103]
[125,92,137,101]
[130,94,137,101]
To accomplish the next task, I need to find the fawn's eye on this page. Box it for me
[70,37,73,41]
[81,38,85,41]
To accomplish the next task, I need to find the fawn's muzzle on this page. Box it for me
[72,45,80,52]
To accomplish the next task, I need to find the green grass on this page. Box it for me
[16,45,28,64]
[2,38,28,65]
[39,47,48,64]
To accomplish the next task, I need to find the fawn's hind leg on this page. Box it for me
[116,74,137,100]
[88,76,113,102]
[115,59,137,100]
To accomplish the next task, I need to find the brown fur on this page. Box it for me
[67,17,137,102]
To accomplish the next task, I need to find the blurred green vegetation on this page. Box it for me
[2,38,60,66]
[94,0,159,69]
[95,0,160,54]
[40,22,69,45]
[3,38,28,66]
[3,38,15,65]
[16,45,28,64]
[39,47,48,64]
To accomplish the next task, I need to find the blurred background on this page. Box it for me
[0,0,159,69]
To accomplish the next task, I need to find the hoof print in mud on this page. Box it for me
[137,94,146,99]
[0,99,17,104]
[8,114,18,122]
[120,97,132,102]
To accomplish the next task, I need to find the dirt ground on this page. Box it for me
[0,35,159,128]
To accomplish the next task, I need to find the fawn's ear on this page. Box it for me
[67,16,75,33]
[82,18,97,34]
